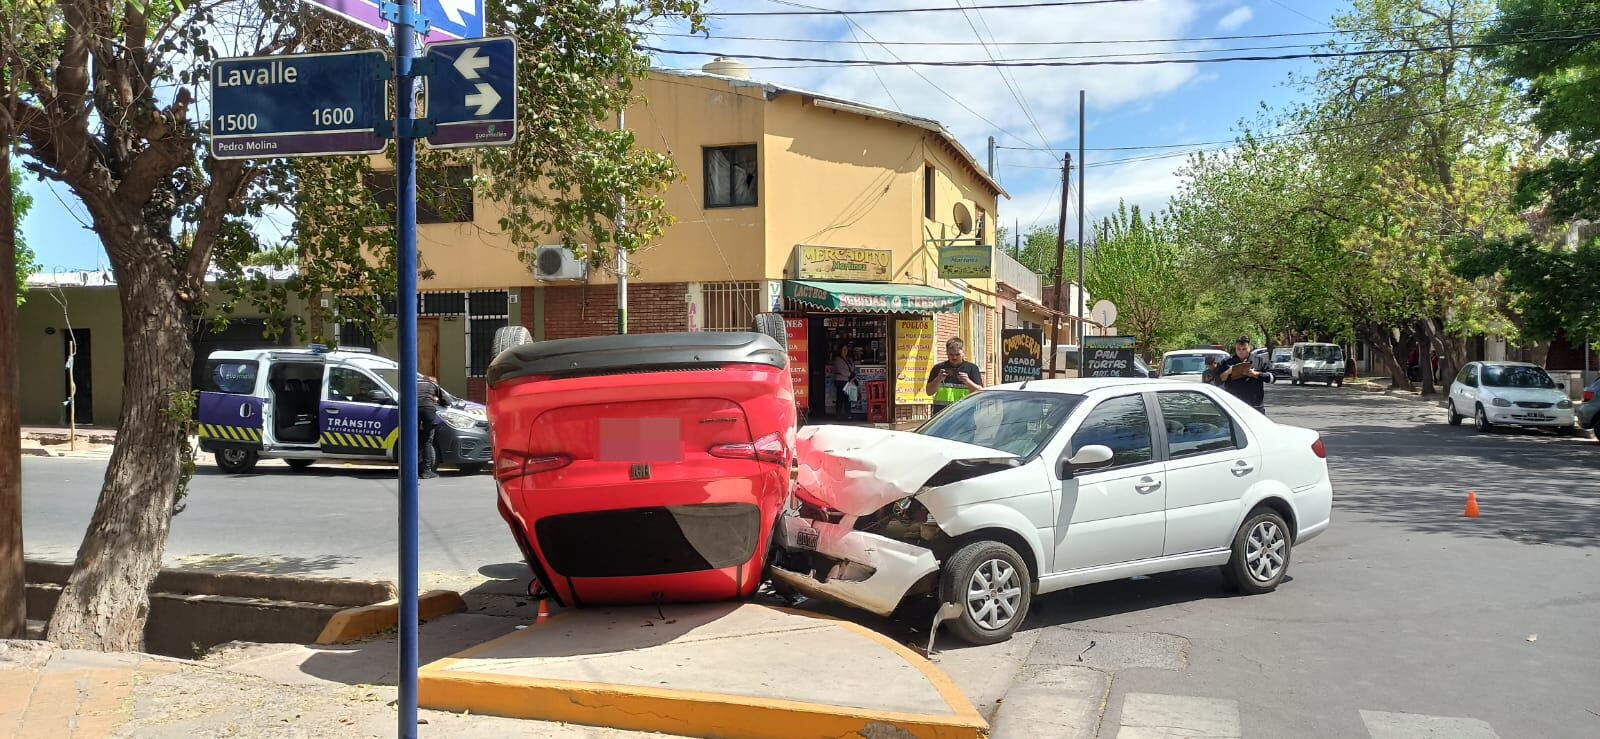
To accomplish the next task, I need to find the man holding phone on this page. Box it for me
[925,338,984,415]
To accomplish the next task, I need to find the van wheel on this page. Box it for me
[287,459,314,471]
[1335,377,1344,387]
[940,540,1031,645]
[216,448,259,474]
[753,312,788,353]
[1221,509,1291,595]
[491,325,534,360]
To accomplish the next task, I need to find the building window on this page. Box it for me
[366,166,474,224]
[339,321,376,350]
[924,164,936,220]
[701,282,764,332]
[704,145,758,208]
[466,290,510,377]
[420,291,466,316]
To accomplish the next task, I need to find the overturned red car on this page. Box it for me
[486,323,795,607]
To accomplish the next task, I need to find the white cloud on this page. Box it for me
[1216,6,1253,32]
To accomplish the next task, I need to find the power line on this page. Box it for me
[955,0,1057,158]
[666,8,1591,45]
[759,0,1045,152]
[999,96,1513,154]
[706,0,1141,17]
[641,29,1600,68]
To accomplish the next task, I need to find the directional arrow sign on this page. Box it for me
[424,37,516,149]
[210,50,388,159]
[299,0,483,43]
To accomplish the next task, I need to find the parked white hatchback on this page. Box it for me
[1446,361,1576,434]
[770,378,1333,645]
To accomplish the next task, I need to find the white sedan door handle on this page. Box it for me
[1135,477,1162,493]
[1232,460,1254,476]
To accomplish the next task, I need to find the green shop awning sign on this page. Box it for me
[784,280,964,314]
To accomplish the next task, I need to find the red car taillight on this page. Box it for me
[708,432,786,465]
[1311,437,1326,459]
[495,452,571,481]
[1585,390,1594,403]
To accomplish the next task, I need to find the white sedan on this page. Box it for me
[770,378,1333,645]
[1446,361,1577,434]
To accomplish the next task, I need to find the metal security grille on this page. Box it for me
[701,281,762,332]
[466,290,510,377]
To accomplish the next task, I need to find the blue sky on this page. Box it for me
[21,0,1350,271]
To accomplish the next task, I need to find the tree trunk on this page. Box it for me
[1364,325,1411,391]
[45,256,192,650]
[1416,320,1439,396]
[0,149,24,639]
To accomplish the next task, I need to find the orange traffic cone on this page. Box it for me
[1464,491,1480,518]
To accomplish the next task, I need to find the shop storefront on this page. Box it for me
[780,246,964,426]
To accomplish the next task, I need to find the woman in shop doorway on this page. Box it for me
[832,342,858,420]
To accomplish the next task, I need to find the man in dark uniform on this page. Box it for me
[925,338,983,415]
[417,375,444,479]
[1217,336,1268,414]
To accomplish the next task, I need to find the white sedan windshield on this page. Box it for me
[920,391,1083,457]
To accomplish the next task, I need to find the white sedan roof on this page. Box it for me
[990,377,1205,395]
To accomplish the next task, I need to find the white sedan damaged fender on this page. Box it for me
[776,425,1021,615]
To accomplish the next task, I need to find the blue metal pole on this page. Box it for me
[392,2,420,736]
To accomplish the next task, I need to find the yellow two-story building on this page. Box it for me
[375,59,1007,424]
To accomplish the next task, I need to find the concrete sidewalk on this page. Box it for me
[0,630,655,738]
[419,603,988,738]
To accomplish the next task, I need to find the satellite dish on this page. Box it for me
[951,203,974,235]
[1091,299,1118,327]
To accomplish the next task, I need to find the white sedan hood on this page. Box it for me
[794,425,1017,517]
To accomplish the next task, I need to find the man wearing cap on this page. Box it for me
[1216,336,1269,414]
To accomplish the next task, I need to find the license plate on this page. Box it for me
[598,418,682,462]
[795,526,820,550]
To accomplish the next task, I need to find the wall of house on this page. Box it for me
[16,286,309,427]
[17,286,124,427]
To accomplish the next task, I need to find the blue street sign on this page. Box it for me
[299,0,483,43]
[210,50,388,159]
[424,37,516,149]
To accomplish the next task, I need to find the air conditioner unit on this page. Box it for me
[532,246,587,281]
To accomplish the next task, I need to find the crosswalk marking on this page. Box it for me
[1116,693,1242,739]
[1361,710,1499,738]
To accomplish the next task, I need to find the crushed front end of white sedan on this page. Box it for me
[768,425,1022,617]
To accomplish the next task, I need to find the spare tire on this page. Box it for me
[492,325,534,359]
[753,312,788,353]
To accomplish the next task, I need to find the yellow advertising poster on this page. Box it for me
[895,318,935,406]
[795,246,893,282]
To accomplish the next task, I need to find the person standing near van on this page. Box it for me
[831,343,857,420]
[417,375,444,479]
[926,338,983,415]
[1217,336,1268,413]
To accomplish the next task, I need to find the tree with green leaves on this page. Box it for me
[1085,202,1202,358]
[1457,0,1600,348]
[0,0,701,650]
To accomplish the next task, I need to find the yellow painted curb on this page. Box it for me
[417,604,987,739]
[315,590,466,645]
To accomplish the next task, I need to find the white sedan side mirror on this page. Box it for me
[1058,444,1114,479]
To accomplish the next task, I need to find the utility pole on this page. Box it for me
[1048,153,1071,378]
[1013,220,1019,258]
[391,2,421,734]
[1077,90,1087,370]
[987,135,996,178]
[616,105,628,334]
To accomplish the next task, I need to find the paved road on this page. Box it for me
[22,383,1600,737]
[21,459,519,588]
[955,384,1600,738]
